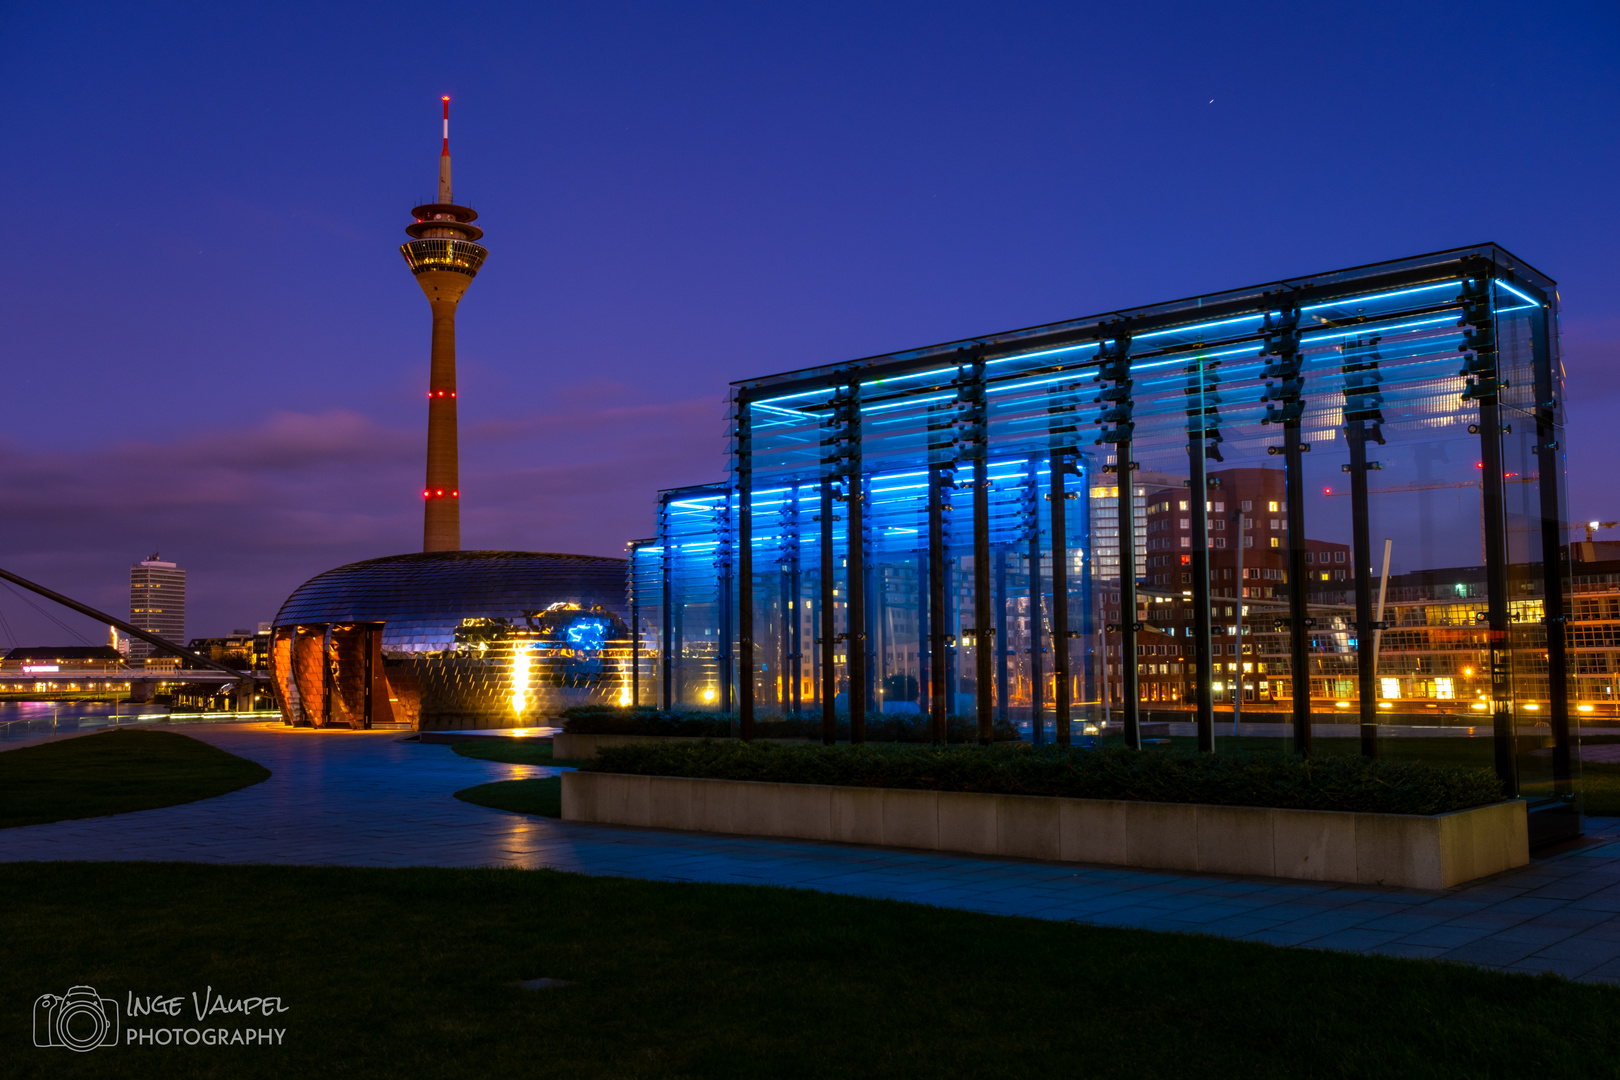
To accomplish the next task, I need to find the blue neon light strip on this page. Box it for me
[1132,312,1267,342]
[1300,314,1458,346]
[1300,281,1458,312]
[749,278,1513,438]
[1494,280,1540,307]
[862,393,954,414]
[985,342,1099,366]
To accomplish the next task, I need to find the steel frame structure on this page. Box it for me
[641,244,1579,845]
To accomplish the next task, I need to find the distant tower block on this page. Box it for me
[129,553,185,667]
[401,96,488,552]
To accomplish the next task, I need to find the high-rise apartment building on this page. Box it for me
[129,553,185,665]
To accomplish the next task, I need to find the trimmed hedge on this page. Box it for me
[559,707,1020,743]
[580,741,1506,816]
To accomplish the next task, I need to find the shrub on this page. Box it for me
[559,707,1019,743]
[580,742,1505,816]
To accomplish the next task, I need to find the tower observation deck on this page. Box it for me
[402,96,488,552]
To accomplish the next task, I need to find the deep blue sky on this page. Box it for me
[2,1,1617,642]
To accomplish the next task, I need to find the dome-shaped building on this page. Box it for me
[271,551,629,730]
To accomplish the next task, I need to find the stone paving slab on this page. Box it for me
[4,723,1620,982]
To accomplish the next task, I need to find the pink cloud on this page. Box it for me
[0,397,725,642]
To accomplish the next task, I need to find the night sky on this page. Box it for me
[2,1,1617,644]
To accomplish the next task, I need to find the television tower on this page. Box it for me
[401,96,488,552]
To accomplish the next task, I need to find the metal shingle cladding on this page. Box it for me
[273,551,628,656]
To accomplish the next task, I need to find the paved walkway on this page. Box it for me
[5,724,1620,982]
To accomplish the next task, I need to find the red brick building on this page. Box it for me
[1123,466,1350,712]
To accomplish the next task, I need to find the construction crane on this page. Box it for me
[1323,479,1479,498]
[1582,521,1619,542]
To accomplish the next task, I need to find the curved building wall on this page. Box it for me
[271,551,629,730]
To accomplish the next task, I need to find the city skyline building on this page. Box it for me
[129,552,185,665]
[401,96,488,553]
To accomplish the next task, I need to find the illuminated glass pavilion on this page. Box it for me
[630,244,1578,843]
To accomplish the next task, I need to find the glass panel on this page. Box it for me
[651,245,1579,837]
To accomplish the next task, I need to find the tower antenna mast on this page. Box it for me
[440,96,452,202]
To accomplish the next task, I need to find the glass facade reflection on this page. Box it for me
[400,238,488,276]
[271,551,629,730]
[638,244,1581,844]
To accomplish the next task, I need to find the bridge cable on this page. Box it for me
[0,582,95,645]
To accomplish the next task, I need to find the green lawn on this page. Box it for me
[451,737,589,769]
[0,730,270,829]
[454,776,562,818]
[1582,764,1620,816]
[450,738,572,819]
[2,862,1617,1079]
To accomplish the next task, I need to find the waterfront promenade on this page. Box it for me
[4,723,1620,982]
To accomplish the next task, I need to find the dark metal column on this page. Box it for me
[1185,357,1220,753]
[843,381,867,744]
[1075,454,1096,721]
[660,499,674,710]
[1261,300,1311,756]
[787,488,803,717]
[974,452,992,743]
[1528,290,1572,796]
[994,544,1008,723]
[917,526,930,728]
[1027,458,1045,744]
[1117,456,1141,749]
[928,463,949,742]
[1342,335,1385,759]
[820,475,836,744]
[957,350,993,744]
[1481,401,1515,793]
[1093,332,1139,748]
[1347,421,1378,757]
[737,397,754,740]
[1284,424,1311,756]
[629,540,643,708]
[1188,458,1215,751]
[1050,448,1073,745]
[1462,270,1518,796]
[718,496,733,721]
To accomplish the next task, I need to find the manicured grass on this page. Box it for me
[450,738,570,818]
[454,776,562,818]
[1582,764,1620,816]
[0,730,270,829]
[451,738,589,769]
[2,862,1617,1079]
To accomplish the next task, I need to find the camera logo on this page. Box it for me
[34,986,119,1052]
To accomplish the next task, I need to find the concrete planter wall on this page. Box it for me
[561,772,1529,889]
[552,733,811,759]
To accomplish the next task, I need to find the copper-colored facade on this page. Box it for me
[271,551,631,731]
